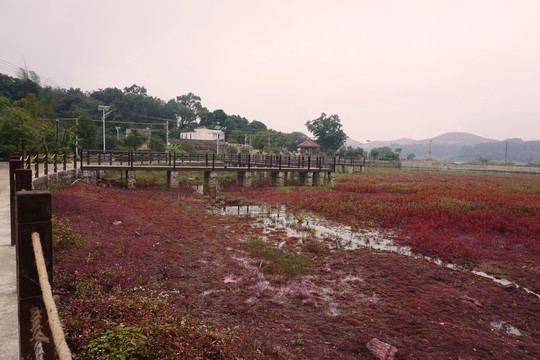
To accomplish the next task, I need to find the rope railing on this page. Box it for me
[31,232,72,360]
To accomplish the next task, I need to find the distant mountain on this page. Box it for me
[409,132,497,146]
[346,132,540,164]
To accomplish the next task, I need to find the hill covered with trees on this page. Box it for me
[0,73,318,159]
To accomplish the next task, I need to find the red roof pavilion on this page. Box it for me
[297,138,320,155]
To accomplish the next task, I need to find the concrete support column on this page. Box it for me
[270,171,285,187]
[284,171,292,186]
[126,171,137,189]
[204,171,218,191]
[348,166,354,174]
[299,172,313,186]
[327,172,336,187]
[167,171,179,189]
[237,171,253,188]
[361,166,365,173]
[82,170,97,179]
[313,172,325,186]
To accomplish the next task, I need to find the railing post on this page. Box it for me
[248,154,251,170]
[130,151,134,171]
[34,151,39,178]
[52,151,56,173]
[206,153,209,167]
[97,152,101,166]
[308,155,311,170]
[279,155,282,170]
[333,156,336,172]
[173,152,176,171]
[63,151,67,171]
[86,150,90,166]
[26,151,31,169]
[74,151,77,169]
[9,152,24,246]
[16,190,55,359]
[44,151,48,175]
[109,152,113,166]
[212,153,215,170]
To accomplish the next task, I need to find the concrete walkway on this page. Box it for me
[0,162,18,359]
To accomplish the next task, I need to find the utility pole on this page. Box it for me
[166,120,169,152]
[98,105,114,153]
[55,118,59,149]
[505,140,508,164]
[75,118,79,159]
[428,139,432,160]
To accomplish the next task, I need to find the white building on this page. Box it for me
[180,128,225,141]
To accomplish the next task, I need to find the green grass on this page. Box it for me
[241,238,312,276]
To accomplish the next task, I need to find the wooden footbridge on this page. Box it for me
[18,149,366,189]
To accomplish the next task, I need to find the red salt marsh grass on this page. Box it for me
[51,171,540,359]
[231,170,539,293]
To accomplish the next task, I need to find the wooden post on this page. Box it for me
[16,190,55,359]
[44,151,49,175]
[34,152,39,178]
[9,153,24,246]
[63,151,67,171]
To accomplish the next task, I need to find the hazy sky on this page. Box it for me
[1,0,539,142]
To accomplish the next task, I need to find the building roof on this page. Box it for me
[297,138,320,148]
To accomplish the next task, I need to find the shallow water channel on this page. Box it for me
[215,203,540,299]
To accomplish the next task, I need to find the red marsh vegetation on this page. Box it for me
[52,170,539,359]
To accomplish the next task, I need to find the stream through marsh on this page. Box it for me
[214,203,540,299]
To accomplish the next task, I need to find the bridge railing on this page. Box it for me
[22,150,78,178]
[80,150,366,172]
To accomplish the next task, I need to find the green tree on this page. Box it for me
[253,129,289,153]
[305,113,347,153]
[406,153,416,160]
[286,132,308,152]
[0,107,39,158]
[248,120,267,133]
[123,129,148,150]
[175,92,202,129]
[149,134,166,152]
[76,111,98,150]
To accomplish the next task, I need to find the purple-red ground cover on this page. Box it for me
[52,170,539,359]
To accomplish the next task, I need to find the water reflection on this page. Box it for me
[215,203,539,298]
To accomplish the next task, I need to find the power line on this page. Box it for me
[0,57,68,89]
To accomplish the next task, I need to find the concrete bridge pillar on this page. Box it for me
[313,172,325,186]
[167,171,179,188]
[126,171,137,189]
[284,171,293,186]
[204,171,218,191]
[299,172,313,186]
[82,170,98,180]
[237,171,253,188]
[348,166,354,174]
[271,171,285,187]
[327,172,336,187]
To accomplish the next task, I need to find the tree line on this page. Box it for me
[0,73,350,159]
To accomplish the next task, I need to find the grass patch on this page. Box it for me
[241,238,312,276]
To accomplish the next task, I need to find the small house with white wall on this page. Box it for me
[180,128,225,141]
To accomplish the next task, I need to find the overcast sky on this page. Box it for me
[1,0,539,142]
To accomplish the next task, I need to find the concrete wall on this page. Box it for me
[32,169,82,190]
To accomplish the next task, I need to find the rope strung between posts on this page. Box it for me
[32,232,72,360]
[30,306,48,360]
